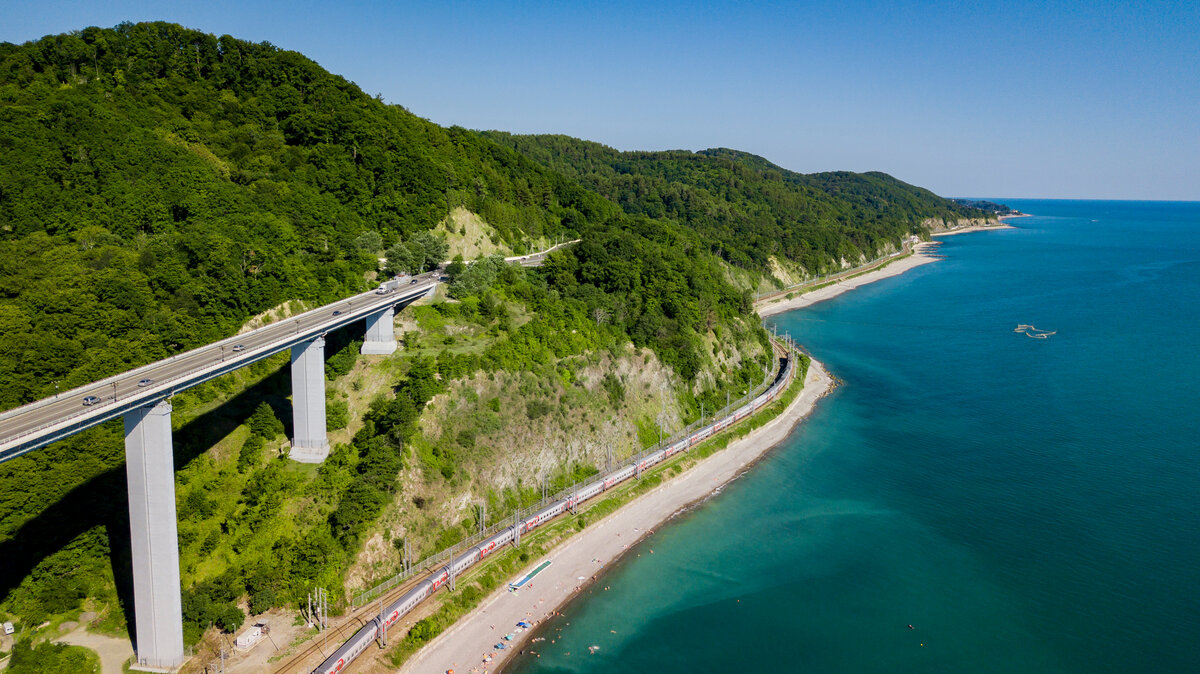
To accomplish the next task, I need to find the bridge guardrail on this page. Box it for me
[0,283,436,458]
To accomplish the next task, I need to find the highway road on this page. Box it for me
[0,239,579,463]
[0,271,442,462]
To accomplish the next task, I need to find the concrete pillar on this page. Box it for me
[124,399,184,670]
[360,306,397,355]
[289,336,329,463]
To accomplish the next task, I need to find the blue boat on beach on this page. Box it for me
[509,560,552,591]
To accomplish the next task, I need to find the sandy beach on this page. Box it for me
[930,222,1015,237]
[399,360,834,674]
[398,223,1018,674]
[756,243,943,318]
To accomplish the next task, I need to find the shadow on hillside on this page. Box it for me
[0,324,363,637]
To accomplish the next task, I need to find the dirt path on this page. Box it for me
[54,627,132,674]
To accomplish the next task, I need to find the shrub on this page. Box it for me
[238,434,265,473]
[249,588,276,615]
[525,399,552,419]
[327,398,349,431]
[216,605,245,633]
[247,402,284,440]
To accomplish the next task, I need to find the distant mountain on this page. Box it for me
[484,134,985,276]
[952,198,1016,214]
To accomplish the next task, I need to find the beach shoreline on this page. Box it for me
[398,360,835,674]
[756,243,943,318]
[397,224,1014,674]
[931,221,1016,237]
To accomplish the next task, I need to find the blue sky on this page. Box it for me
[3,0,1197,200]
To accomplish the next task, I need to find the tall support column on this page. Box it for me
[289,336,329,463]
[124,399,184,670]
[361,306,397,355]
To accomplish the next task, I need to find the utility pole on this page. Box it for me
[448,545,456,592]
[478,502,486,535]
[658,397,665,447]
[378,594,387,646]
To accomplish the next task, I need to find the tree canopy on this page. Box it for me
[484,134,986,275]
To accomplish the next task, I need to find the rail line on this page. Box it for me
[270,572,429,674]
[304,336,800,674]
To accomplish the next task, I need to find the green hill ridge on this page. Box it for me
[0,21,981,661]
[484,133,984,280]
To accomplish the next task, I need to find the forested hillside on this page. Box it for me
[0,23,621,410]
[0,22,771,653]
[484,133,985,278]
[0,21,985,666]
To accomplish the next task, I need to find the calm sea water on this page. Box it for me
[510,200,1200,673]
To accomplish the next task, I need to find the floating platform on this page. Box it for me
[1014,324,1056,339]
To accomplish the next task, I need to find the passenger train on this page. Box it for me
[312,350,795,674]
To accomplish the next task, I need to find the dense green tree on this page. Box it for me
[445,254,466,282]
[237,434,265,473]
[7,639,100,674]
[247,402,284,440]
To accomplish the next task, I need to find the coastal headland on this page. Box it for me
[400,359,834,674]
[398,230,1011,673]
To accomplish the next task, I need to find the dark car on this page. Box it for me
[410,278,419,284]
[231,344,246,352]
[82,396,100,406]
[333,310,343,316]
[137,378,153,387]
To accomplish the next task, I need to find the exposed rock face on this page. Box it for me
[343,331,762,592]
[922,216,1001,233]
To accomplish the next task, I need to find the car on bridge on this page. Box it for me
[137,379,153,387]
[232,344,246,352]
[82,396,100,406]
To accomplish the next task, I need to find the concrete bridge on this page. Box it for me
[0,273,438,669]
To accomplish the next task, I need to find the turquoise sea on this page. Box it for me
[508,200,1200,673]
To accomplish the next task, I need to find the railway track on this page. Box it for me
[270,573,426,674]
[275,336,798,674]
